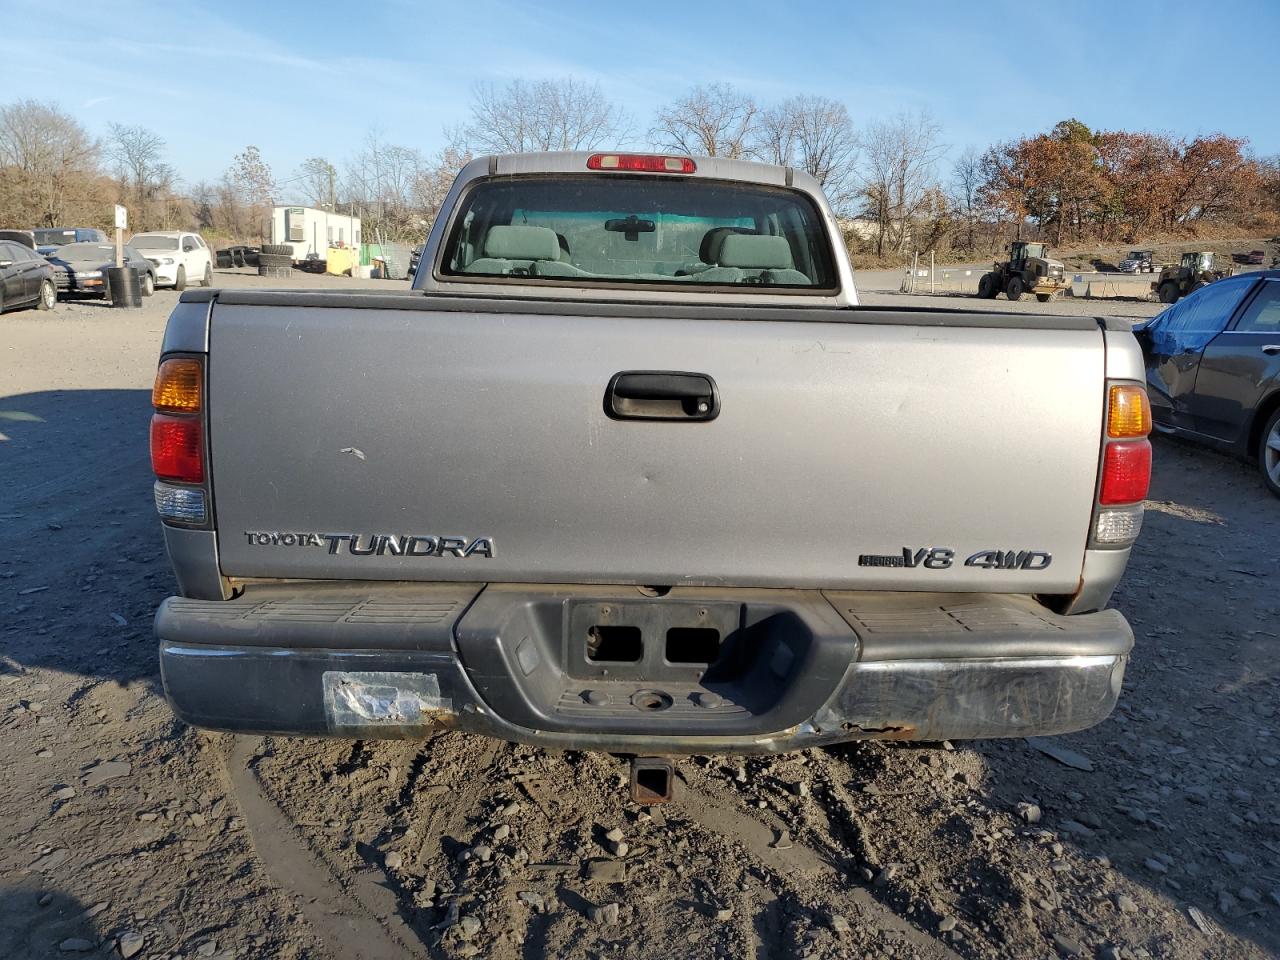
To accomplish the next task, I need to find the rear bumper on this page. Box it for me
[156,584,1132,754]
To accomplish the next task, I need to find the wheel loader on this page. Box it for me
[977,241,1070,302]
[1152,251,1234,304]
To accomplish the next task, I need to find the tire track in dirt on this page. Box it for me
[223,736,427,960]
[680,783,962,959]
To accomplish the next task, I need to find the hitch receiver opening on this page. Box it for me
[630,756,674,804]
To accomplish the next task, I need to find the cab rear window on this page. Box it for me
[439,176,837,290]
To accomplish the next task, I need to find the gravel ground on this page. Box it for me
[1,271,1276,959]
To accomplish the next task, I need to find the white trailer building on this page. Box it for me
[270,206,361,262]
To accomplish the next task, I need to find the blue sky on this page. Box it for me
[4,0,1277,198]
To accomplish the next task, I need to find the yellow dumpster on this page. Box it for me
[326,248,356,276]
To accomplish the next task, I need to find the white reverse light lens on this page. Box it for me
[154,481,206,523]
[1094,505,1143,545]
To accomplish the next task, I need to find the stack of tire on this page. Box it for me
[258,244,293,279]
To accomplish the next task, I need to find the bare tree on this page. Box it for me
[950,146,983,252]
[222,146,274,240]
[340,130,427,239]
[0,99,101,226]
[858,112,946,256]
[412,146,473,231]
[652,83,758,159]
[296,156,338,209]
[107,123,172,230]
[754,95,858,209]
[459,78,627,154]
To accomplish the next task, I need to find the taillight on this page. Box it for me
[1099,440,1151,504]
[1107,384,1151,438]
[587,153,696,174]
[151,355,207,523]
[153,357,202,413]
[1093,381,1152,547]
[151,415,204,483]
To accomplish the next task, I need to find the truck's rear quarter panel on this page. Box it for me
[207,300,1105,593]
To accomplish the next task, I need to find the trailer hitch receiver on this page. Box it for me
[629,756,675,804]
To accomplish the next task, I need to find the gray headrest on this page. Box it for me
[718,234,793,269]
[484,225,561,261]
[699,226,752,264]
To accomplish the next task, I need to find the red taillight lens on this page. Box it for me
[1100,440,1151,504]
[150,414,204,483]
[587,153,696,174]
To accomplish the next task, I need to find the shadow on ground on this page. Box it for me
[0,883,100,959]
[1,389,167,689]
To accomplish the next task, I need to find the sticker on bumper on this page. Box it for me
[322,671,453,728]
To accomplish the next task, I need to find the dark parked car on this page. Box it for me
[1246,250,1266,266]
[44,242,158,299]
[0,240,58,313]
[1135,270,1280,496]
[33,227,108,256]
[408,244,423,282]
[0,229,35,249]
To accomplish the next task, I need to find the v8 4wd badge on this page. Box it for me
[858,547,1051,570]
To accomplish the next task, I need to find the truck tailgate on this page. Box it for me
[207,300,1105,593]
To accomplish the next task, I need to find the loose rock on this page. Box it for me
[586,858,626,883]
[1187,906,1214,934]
[1052,933,1085,957]
[118,931,145,958]
[1016,802,1042,824]
[517,891,545,912]
[589,902,620,926]
[82,760,131,789]
[384,851,404,871]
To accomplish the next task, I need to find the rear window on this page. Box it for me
[439,176,837,290]
[132,234,179,250]
[34,229,77,246]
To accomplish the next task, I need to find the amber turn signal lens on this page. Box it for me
[1107,384,1151,438]
[153,358,202,413]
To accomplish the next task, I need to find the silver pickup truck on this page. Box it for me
[151,151,1150,760]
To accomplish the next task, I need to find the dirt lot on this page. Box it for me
[1,271,1277,960]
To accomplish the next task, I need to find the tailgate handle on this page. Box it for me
[605,371,719,422]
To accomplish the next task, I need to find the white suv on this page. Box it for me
[130,231,213,290]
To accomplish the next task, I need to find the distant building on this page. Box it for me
[270,206,361,261]
[837,217,881,243]
[836,216,912,248]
